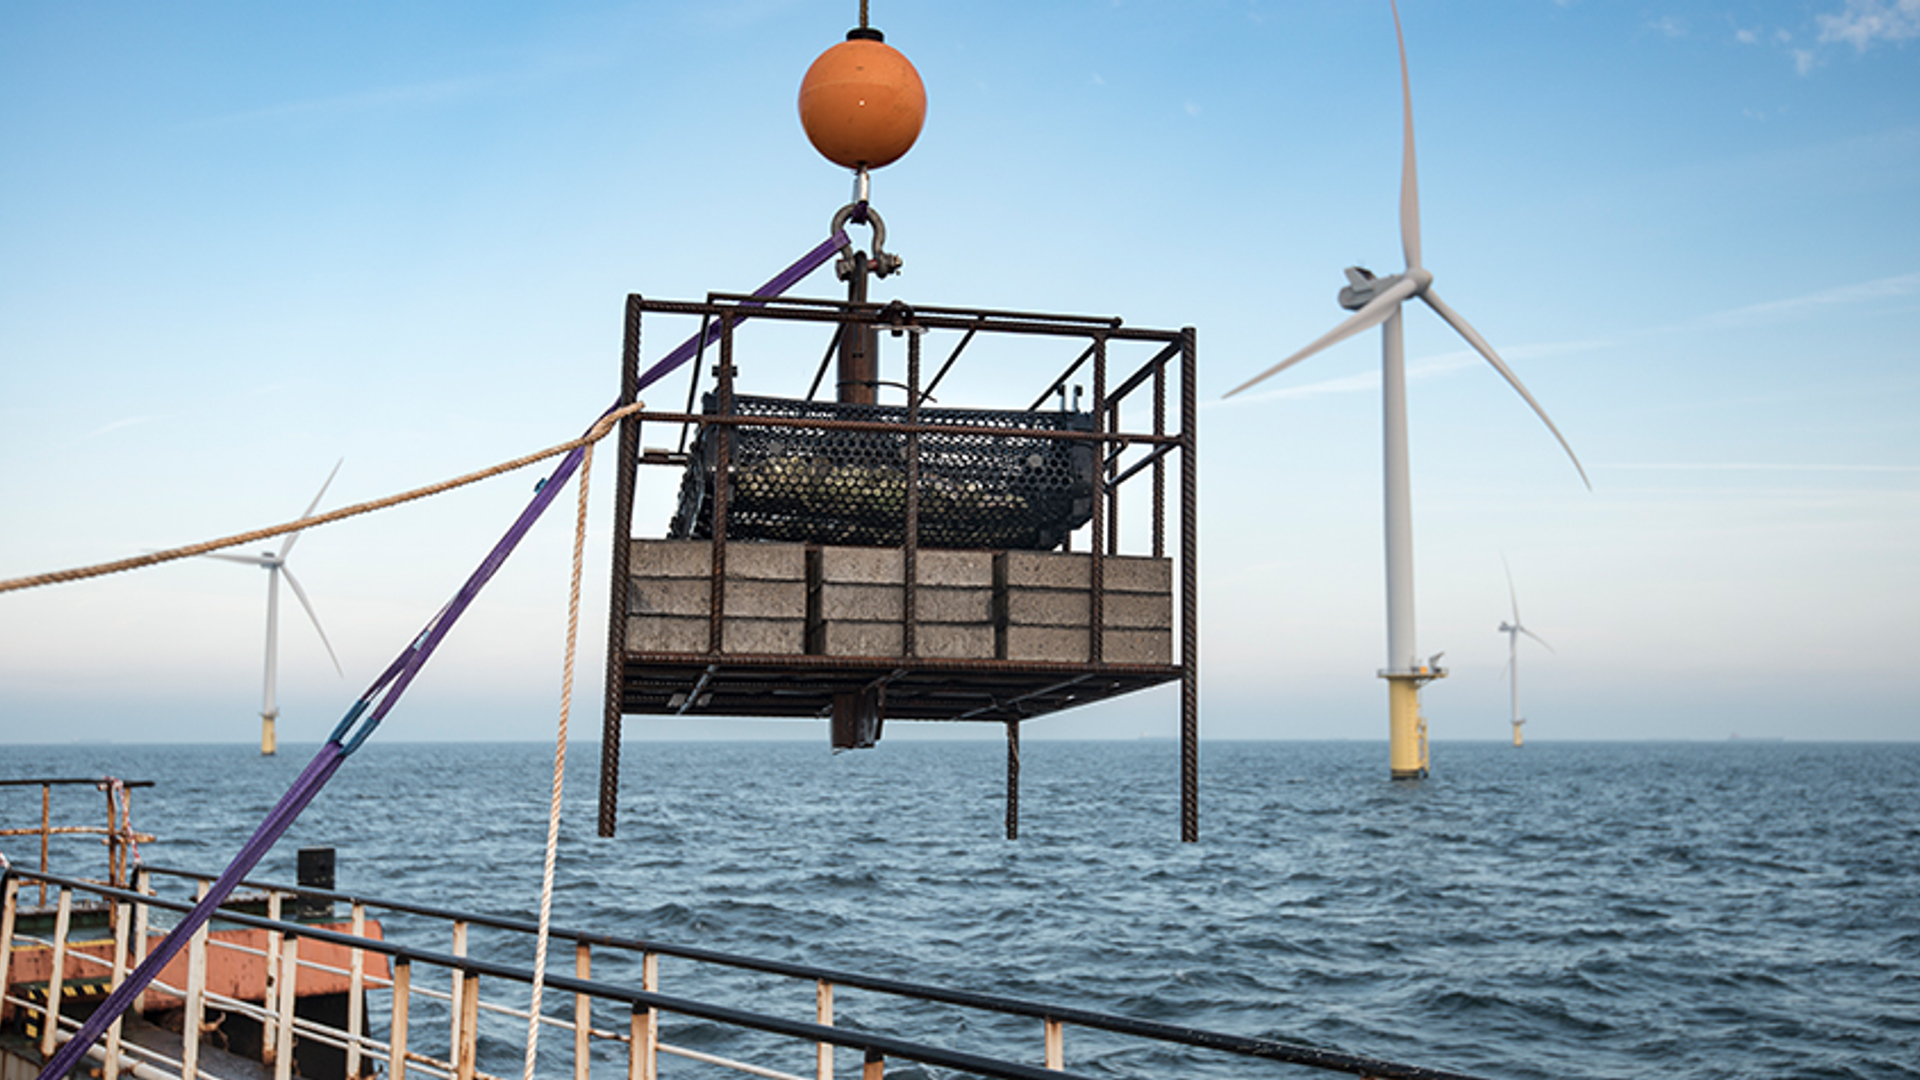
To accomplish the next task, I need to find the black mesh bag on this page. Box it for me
[670,394,1096,550]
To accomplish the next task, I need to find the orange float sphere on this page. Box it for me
[798,35,926,170]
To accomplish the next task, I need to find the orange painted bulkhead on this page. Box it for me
[3,921,388,1020]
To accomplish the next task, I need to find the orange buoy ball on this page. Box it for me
[798,35,926,170]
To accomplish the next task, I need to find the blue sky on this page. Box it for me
[2,1,1916,745]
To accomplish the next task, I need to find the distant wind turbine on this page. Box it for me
[1497,558,1552,748]
[206,461,345,755]
[1224,0,1588,779]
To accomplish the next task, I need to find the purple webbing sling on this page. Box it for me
[34,229,849,1080]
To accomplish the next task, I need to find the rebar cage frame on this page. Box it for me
[597,295,1199,840]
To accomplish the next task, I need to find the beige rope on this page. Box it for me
[0,401,645,596]
[521,424,596,1080]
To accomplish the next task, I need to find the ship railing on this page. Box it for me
[3,865,1493,1080]
[0,778,156,908]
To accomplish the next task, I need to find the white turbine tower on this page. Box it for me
[206,461,344,755]
[1225,0,1587,779]
[1498,559,1552,748]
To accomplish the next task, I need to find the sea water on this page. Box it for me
[3,740,1916,1080]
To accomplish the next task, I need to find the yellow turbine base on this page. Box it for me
[261,716,277,757]
[1387,678,1427,779]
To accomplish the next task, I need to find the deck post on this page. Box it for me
[640,953,659,1080]
[1044,1018,1064,1069]
[184,903,210,1080]
[448,920,468,1060]
[273,936,299,1080]
[104,899,131,1080]
[388,959,411,1080]
[0,876,17,1025]
[815,979,834,1080]
[39,887,71,1058]
[348,901,367,1079]
[455,971,481,1080]
[574,942,593,1080]
[263,890,283,1065]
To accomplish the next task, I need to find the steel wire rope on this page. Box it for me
[0,402,646,596]
[521,413,597,1080]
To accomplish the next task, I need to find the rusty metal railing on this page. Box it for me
[0,778,155,907]
[3,865,1496,1080]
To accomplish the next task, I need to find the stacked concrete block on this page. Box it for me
[627,540,807,655]
[812,546,996,659]
[998,552,1174,664]
[628,541,1174,666]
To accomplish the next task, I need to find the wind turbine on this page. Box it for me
[1498,558,1553,748]
[206,461,345,755]
[1225,0,1587,779]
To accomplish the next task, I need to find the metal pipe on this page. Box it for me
[838,252,875,404]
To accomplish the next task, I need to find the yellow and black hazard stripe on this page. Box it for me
[17,979,115,1042]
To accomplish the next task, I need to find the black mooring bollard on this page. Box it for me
[297,846,335,921]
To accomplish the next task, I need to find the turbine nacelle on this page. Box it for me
[1338,266,1432,311]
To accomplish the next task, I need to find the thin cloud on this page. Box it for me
[1694,271,1920,329]
[1818,0,1920,49]
[82,416,162,441]
[1607,462,1920,472]
[179,76,494,130]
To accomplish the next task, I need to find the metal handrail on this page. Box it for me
[123,866,1494,1080]
[0,778,155,905]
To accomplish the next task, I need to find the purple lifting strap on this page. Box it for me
[34,228,850,1080]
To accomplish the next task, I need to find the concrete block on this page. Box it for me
[818,583,901,622]
[1003,625,1173,665]
[1106,628,1174,664]
[819,620,995,659]
[997,552,1172,593]
[1105,556,1174,594]
[818,546,900,584]
[817,546,992,587]
[627,615,804,655]
[629,578,805,619]
[1000,551,1087,590]
[820,621,902,657]
[917,623,995,659]
[1003,589,1172,629]
[629,540,806,582]
[818,583,991,623]
[920,586,993,623]
[917,549,993,588]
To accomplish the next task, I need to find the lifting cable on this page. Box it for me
[32,224,853,1080]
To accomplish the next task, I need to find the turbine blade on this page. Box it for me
[1419,288,1591,489]
[1391,0,1421,270]
[1224,277,1420,398]
[202,552,271,566]
[1521,626,1555,653]
[280,458,343,559]
[1502,554,1520,624]
[280,566,344,677]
